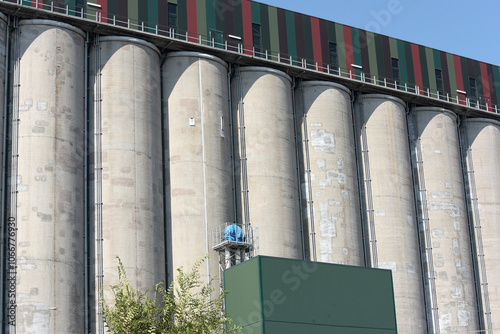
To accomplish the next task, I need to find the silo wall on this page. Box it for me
[408,107,478,333]
[463,118,500,332]
[14,20,85,333]
[231,67,302,259]
[89,36,165,330]
[295,81,363,265]
[162,51,234,285]
[354,94,426,333]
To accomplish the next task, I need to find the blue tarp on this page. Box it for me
[224,224,246,242]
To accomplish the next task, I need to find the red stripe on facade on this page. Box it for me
[242,0,253,55]
[32,0,42,9]
[97,0,107,23]
[187,0,197,42]
[343,25,354,75]
[480,62,492,110]
[411,43,423,94]
[310,17,323,72]
[453,55,465,105]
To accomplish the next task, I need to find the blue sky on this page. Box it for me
[257,0,499,66]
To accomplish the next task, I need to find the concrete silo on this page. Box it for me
[462,118,500,333]
[354,94,426,333]
[231,67,302,259]
[13,20,85,333]
[162,51,234,285]
[295,81,363,265]
[89,36,164,331]
[408,107,478,333]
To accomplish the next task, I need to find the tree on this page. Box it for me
[101,256,241,334]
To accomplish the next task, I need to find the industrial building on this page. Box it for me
[0,0,497,333]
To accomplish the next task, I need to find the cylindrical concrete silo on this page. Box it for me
[231,66,302,259]
[90,36,164,330]
[463,118,500,333]
[354,94,426,333]
[13,20,85,333]
[162,51,234,285]
[408,107,478,333]
[295,81,363,265]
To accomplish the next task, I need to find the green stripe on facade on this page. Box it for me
[389,38,398,59]
[251,1,260,23]
[334,22,346,71]
[493,67,500,106]
[351,27,362,68]
[232,0,243,40]
[177,0,187,32]
[205,0,216,39]
[374,34,385,79]
[473,60,483,98]
[196,0,207,39]
[432,49,441,69]
[366,31,378,79]
[148,0,158,26]
[128,0,138,26]
[260,5,271,53]
[446,53,457,96]
[285,10,296,58]
[396,40,408,85]
[425,47,436,91]
[268,6,280,58]
[403,42,414,85]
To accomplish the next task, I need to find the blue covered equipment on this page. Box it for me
[224,224,246,242]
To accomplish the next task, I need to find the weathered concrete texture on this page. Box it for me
[409,108,478,333]
[464,118,500,332]
[296,81,363,265]
[15,20,85,333]
[232,67,302,259]
[355,95,426,333]
[90,37,165,317]
[162,52,234,286]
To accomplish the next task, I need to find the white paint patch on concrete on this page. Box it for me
[432,228,445,238]
[429,202,460,217]
[452,238,460,256]
[431,192,452,199]
[451,286,463,299]
[407,215,414,227]
[445,182,452,189]
[337,157,344,170]
[434,150,442,154]
[453,221,460,231]
[328,199,341,206]
[21,263,36,270]
[311,129,335,153]
[319,219,336,238]
[342,248,348,255]
[316,159,326,170]
[321,253,332,263]
[37,101,47,110]
[320,239,332,254]
[378,262,397,272]
[310,122,322,127]
[458,310,471,327]
[439,311,452,330]
[341,190,349,198]
[376,209,386,217]
[326,169,346,185]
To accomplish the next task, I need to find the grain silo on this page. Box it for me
[13,19,85,333]
[231,67,302,259]
[355,94,426,333]
[295,81,363,265]
[162,51,234,285]
[462,118,500,333]
[408,107,478,332]
[89,36,164,332]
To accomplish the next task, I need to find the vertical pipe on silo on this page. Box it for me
[162,51,234,287]
[463,118,500,333]
[296,81,363,265]
[408,107,479,333]
[231,66,302,259]
[14,19,86,333]
[355,94,426,334]
[90,36,165,331]
[0,12,8,331]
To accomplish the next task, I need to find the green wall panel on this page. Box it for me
[225,256,397,334]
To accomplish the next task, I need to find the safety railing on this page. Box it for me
[2,0,498,114]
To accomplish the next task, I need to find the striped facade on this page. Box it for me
[11,0,500,110]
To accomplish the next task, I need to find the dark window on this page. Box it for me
[252,23,261,56]
[168,3,177,29]
[435,69,444,99]
[329,42,339,75]
[391,58,400,88]
[469,77,477,107]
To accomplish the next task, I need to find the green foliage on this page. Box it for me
[101,256,241,334]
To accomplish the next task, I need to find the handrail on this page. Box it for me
[3,0,498,115]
